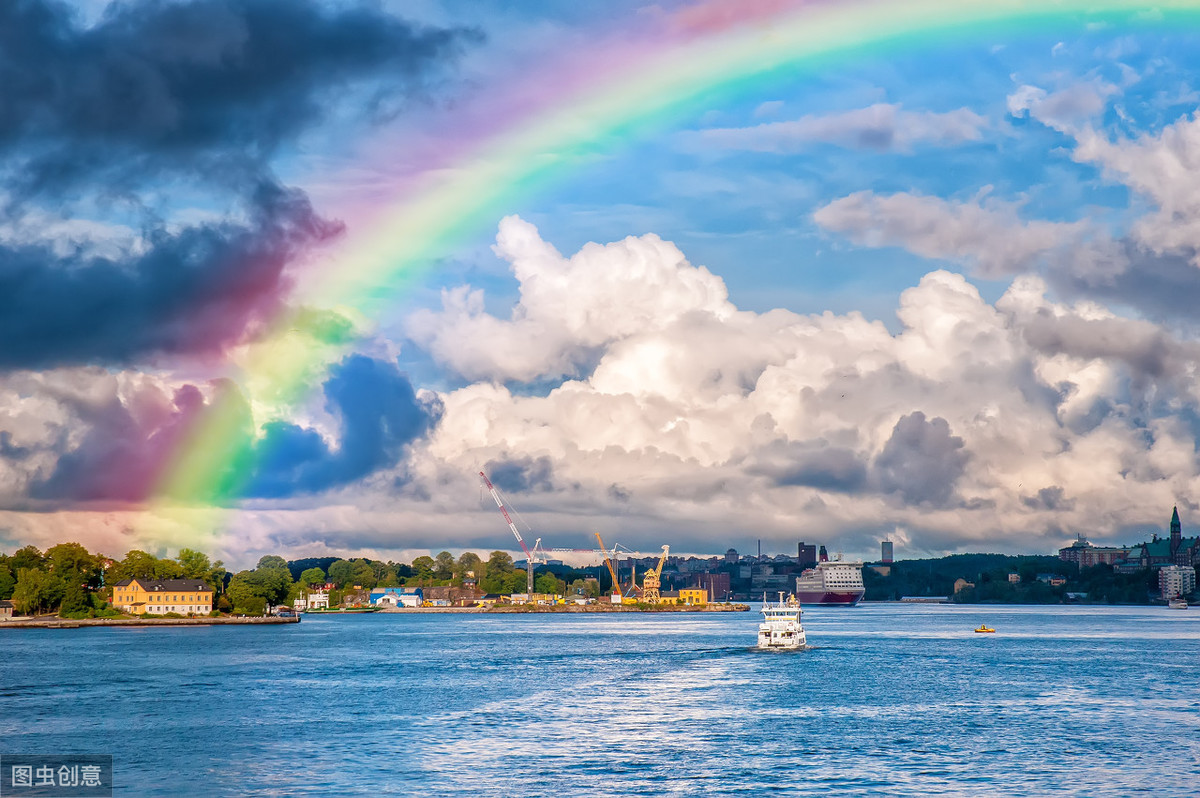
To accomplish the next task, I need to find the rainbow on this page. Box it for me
[150,0,1199,530]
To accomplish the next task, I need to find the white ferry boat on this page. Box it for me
[795,558,865,605]
[1169,598,1188,610]
[757,592,806,650]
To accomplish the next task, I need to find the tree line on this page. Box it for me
[0,542,602,617]
[863,553,1169,604]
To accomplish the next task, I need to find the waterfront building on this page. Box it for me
[953,578,974,594]
[370,587,422,607]
[0,599,12,619]
[678,588,708,605]
[1007,573,1021,583]
[881,540,894,564]
[1058,534,1129,568]
[307,589,330,610]
[1158,565,1196,600]
[692,572,730,600]
[797,541,817,566]
[1119,508,1200,569]
[111,578,213,615]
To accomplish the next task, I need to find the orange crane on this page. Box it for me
[594,532,621,601]
[641,545,670,603]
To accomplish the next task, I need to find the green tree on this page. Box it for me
[455,552,483,584]
[256,555,289,571]
[253,557,294,605]
[152,558,184,579]
[176,548,211,579]
[411,556,436,584]
[59,580,91,617]
[434,551,455,582]
[299,567,327,587]
[481,551,514,594]
[504,571,529,595]
[327,559,355,588]
[534,573,564,595]
[10,545,44,573]
[350,560,377,590]
[0,560,14,600]
[107,550,159,582]
[45,542,98,579]
[226,571,268,615]
[12,568,64,615]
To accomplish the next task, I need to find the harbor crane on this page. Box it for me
[594,532,621,600]
[479,471,543,596]
[640,545,670,603]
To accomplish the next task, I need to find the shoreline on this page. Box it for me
[373,603,751,614]
[0,616,301,629]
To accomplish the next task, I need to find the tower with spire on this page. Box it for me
[1171,506,1183,561]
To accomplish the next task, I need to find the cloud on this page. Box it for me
[1022,485,1076,511]
[872,411,969,507]
[813,190,1088,278]
[0,0,478,197]
[10,355,440,504]
[245,355,442,498]
[0,0,480,370]
[749,440,868,492]
[399,222,1200,557]
[692,103,987,153]
[0,182,340,368]
[406,214,734,381]
[483,455,557,493]
[1007,80,1117,134]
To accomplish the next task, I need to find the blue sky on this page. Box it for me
[4,1,1200,567]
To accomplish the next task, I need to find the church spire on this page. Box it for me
[1170,505,1182,558]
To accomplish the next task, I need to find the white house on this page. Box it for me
[307,589,330,610]
[369,587,422,607]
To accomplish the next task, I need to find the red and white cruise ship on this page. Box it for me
[794,559,865,605]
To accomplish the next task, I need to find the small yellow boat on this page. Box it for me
[974,625,995,633]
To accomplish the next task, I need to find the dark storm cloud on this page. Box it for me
[0,0,478,196]
[0,182,338,368]
[750,439,868,493]
[32,382,212,502]
[29,355,441,502]
[1022,486,1075,512]
[0,0,478,368]
[245,355,443,498]
[872,411,968,507]
[1050,243,1200,334]
[1018,306,1198,380]
[484,455,556,494]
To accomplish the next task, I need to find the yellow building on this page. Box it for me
[112,578,214,615]
[678,588,708,605]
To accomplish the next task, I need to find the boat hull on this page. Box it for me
[795,590,864,606]
[756,633,806,650]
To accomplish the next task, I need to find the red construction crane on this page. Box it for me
[479,471,536,596]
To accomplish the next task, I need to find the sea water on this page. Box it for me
[2,604,1199,796]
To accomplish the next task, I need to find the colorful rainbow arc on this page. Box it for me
[149,0,1200,533]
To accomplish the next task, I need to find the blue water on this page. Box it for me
[3,604,1200,796]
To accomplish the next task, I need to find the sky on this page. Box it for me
[4,0,1200,568]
